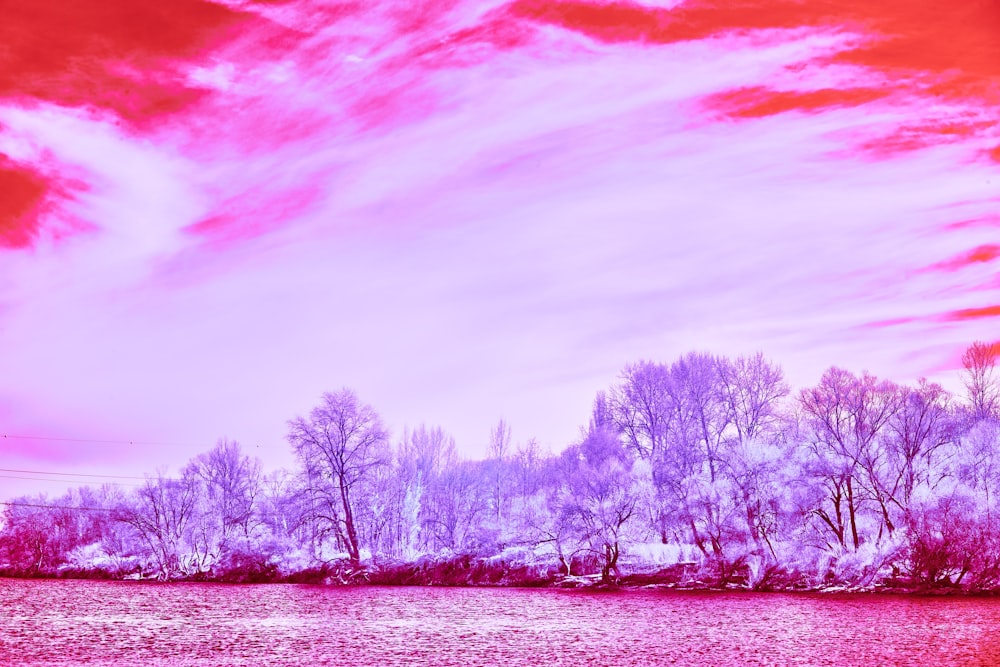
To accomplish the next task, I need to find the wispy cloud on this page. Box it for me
[1,0,998,481]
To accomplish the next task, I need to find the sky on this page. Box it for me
[0,0,998,497]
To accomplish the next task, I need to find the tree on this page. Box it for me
[189,439,262,545]
[117,471,201,579]
[720,438,788,563]
[420,460,490,552]
[710,353,791,573]
[559,425,637,584]
[883,380,957,513]
[488,419,512,461]
[610,360,684,543]
[651,353,741,561]
[487,419,513,530]
[0,496,61,574]
[799,368,900,549]
[287,389,390,565]
[962,341,999,421]
[610,360,672,460]
[399,425,458,484]
[716,352,789,446]
[393,425,460,556]
[669,351,729,482]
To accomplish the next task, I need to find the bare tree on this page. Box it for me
[611,360,671,460]
[644,353,735,556]
[395,425,459,556]
[884,380,957,511]
[518,486,584,576]
[0,496,61,574]
[488,419,512,461]
[709,353,791,570]
[670,352,730,482]
[716,352,790,446]
[400,425,458,483]
[721,439,788,563]
[488,419,513,531]
[189,439,262,545]
[421,460,490,552]
[287,389,390,565]
[962,341,999,421]
[799,368,900,549]
[559,426,637,584]
[117,472,201,579]
[255,469,306,555]
[512,437,542,498]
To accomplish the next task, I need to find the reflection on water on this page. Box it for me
[1,579,999,666]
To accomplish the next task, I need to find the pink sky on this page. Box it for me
[1,0,999,495]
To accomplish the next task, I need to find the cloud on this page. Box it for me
[0,1,251,120]
[0,158,49,248]
[926,245,1000,273]
[0,0,999,477]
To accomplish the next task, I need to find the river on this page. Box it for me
[1,579,999,665]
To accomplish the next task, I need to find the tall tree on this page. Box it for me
[287,389,390,565]
[611,360,672,461]
[421,460,490,552]
[559,425,637,583]
[188,439,262,545]
[799,368,900,549]
[962,341,999,421]
[488,419,513,530]
[716,352,789,446]
[117,472,201,579]
[395,425,460,555]
[670,352,730,482]
[884,380,956,512]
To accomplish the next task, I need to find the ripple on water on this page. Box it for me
[1,581,1000,666]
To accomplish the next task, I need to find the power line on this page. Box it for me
[0,474,142,487]
[0,467,148,480]
[1,433,212,448]
[0,501,115,513]
[0,434,234,485]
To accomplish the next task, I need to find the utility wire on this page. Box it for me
[0,466,178,483]
[0,474,143,487]
[0,467,148,480]
[0,501,115,513]
[0,468,146,481]
[1,433,216,448]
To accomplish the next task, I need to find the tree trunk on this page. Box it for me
[847,476,860,550]
[339,479,361,565]
[601,554,611,583]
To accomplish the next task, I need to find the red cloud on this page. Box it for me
[0,1,278,251]
[0,2,261,124]
[858,119,997,160]
[0,158,49,249]
[512,1,1000,109]
[926,245,1000,273]
[511,1,1000,172]
[944,305,1000,321]
[707,87,890,119]
[509,0,831,44]
[3,0,996,251]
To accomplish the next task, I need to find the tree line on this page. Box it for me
[1,342,998,589]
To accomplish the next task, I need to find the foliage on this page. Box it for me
[3,343,1000,591]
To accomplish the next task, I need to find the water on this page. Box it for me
[2,579,1000,666]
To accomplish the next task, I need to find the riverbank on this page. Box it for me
[0,551,984,595]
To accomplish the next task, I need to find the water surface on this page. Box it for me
[2,580,999,666]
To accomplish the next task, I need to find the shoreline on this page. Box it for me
[0,557,988,596]
[0,574,985,597]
